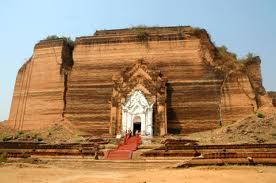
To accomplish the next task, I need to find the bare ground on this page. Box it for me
[0,121,85,143]
[0,162,276,183]
[186,113,276,145]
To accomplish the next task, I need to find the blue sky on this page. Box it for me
[0,0,275,121]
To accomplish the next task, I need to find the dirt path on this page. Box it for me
[1,163,276,183]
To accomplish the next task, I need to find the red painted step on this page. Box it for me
[106,136,141,160]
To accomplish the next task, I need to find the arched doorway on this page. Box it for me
[133,116,141,134]
[121,90,153,136]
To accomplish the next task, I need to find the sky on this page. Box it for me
[0,0,275,121]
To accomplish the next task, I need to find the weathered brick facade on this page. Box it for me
[7,26,274,136]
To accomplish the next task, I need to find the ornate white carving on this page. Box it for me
[122,90,153,136]
[110,59,167,136]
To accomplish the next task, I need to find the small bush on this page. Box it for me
[136,29,149,41]
[44,35,74,47]
[63,37,74,48]
[256,112,265,118]
[0,153,7,163]
[216,45,237,61]
[244,53,255,60]
[15,131,24,139]
[177,29,185,38]
[191,27,203,37]
[2,135,13,142]
[131,26,149,41]
[45,35,59,40]
[239,52,257,64]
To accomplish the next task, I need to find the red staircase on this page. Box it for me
[106,136,141,160]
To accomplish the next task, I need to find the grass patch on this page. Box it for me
[256,112,265,118]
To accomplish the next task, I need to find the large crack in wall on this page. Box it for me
[60,41,74,118]
[62,73,68,117]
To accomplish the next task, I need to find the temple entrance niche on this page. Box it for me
[110,59,168,137]
[122,91,153,136]
[133,122,141,134]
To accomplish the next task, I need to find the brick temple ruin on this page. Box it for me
[7,26,276,137]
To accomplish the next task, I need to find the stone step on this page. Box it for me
[106,136,141,160]
[39,157,185,169]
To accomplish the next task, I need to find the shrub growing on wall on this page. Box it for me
[0,152,7,163]
[131,26,149,41]
[256,112,265,118]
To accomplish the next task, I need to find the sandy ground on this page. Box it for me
[0,163,276,183]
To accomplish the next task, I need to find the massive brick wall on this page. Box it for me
[65,27,223,134]
[8,39,72,130]
[8,26,267,135]
[220,72,257,125]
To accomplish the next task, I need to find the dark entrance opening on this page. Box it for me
[133,122,141,134]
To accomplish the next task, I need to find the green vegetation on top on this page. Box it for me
[44,35,75,47]
[239,52,257,64]
[215,44,258,73]
[216,45,237,61]
[45,35,60,40]
[131,25,149,41]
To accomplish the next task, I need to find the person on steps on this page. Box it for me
[124,130,128,144]
[128,129,132,137]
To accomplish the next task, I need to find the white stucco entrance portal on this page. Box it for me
[121,90,153,136]
[110,59,167,136]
